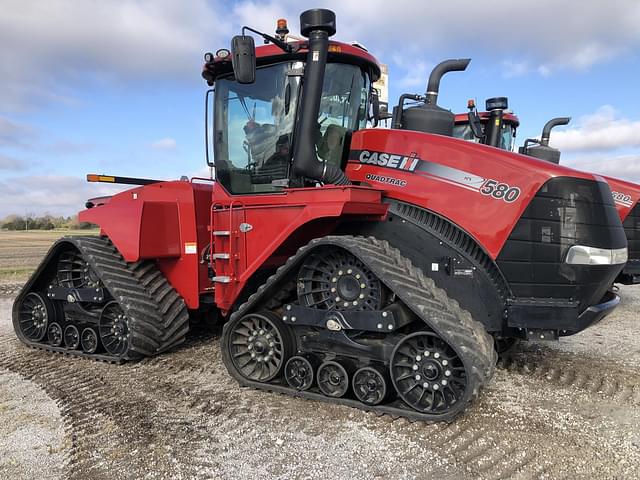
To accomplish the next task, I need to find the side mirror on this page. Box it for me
[468,111,484,140]
[231,35,256,84]
[368,89,380,127]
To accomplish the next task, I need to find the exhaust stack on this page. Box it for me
[393,58,470,136]
[425,59,471,106]
[519,116,571,164]
[541,117,571,146]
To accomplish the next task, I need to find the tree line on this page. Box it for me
[0,214,97,231]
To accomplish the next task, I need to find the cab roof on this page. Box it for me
[202,40,381,84]
[454,112,520,127]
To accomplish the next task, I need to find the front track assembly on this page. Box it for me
[222,236,497,422]
[12,236,189,362]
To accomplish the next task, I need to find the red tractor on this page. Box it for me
[453,101,640,285]
[13,9,628,421]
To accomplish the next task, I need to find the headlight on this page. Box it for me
[565,246,628,265]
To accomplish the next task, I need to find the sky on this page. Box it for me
[1,0,640,217]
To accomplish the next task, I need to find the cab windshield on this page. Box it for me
[214,62,369,194]
[452,122,517,151]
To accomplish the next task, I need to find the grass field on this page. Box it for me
[0,230,98,283]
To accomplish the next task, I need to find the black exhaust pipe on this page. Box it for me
[541,117,571,146]
[519,116,571,164]
[425,58,471,105]
[291,9,349,185]
[394,58,471,136]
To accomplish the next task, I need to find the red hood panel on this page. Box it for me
[602,176,640,220]
[347,128,601,259]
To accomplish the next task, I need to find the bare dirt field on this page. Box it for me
[0,230,97,284]
[0,233,639,479]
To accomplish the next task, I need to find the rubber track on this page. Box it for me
[13,236,189,361]
[225,235,497,422]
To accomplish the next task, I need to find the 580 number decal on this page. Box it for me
[480,179,521,203]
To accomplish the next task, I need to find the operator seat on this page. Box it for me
[317,124,348,168]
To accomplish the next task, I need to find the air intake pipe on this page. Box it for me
[519,117,571,164]
[394,58,470,136]
[483,97,509,148]
[291,9,350,185]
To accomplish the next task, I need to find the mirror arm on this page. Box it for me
[242,26,297,53]
[205,89,214,167]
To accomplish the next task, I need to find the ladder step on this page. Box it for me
[213,230,231,236]
[212,276,232,283]
[212,253,230,260]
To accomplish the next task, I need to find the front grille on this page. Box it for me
[497,177,626,312]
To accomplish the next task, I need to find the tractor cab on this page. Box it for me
[202,14,380,195]
[453,109,519,151]
[452,98,520,151]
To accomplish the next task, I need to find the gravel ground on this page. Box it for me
[0,369,67,479]
[1,284,639,480]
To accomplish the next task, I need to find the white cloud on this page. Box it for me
[0,154,27,171]
[235,0,640,79]
[151,137,177,150]
[502,60,531,79]
[0,174,125,217]
[564,154,640,184]
[0,116,34,147]
[1,0,639,111]
[551,106,640,152]
[0,0,230,111]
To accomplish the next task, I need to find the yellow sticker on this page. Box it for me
[184,242,197,254]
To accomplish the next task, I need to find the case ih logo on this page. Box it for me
[358,150,420,172]
[352,148,522,203]
[611,191,634,208]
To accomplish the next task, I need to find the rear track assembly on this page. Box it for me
[12,236,189,362]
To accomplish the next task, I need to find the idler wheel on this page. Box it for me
[297,248,384,311]
[47,322,63,347]
[317,360,349,398]
[352,366,389,406]
[63,325,80,350]
[225,312,293,383]
[57,250,101,289]
[17,292,52,341]
[99,301,131,356]
[390,331,467,414]
[81,327,100,354]
[284,355,315,391]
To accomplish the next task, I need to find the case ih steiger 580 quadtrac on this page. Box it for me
[13,9,628,421]
[452,102,640,285]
